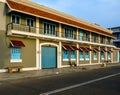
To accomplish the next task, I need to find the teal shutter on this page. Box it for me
[11,47,21,60]
[71,50,76,59]
[63,49,68,59]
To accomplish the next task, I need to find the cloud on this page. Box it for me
[31,0,120,28]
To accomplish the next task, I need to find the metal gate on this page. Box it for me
[42,46,57,69]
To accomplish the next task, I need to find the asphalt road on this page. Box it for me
[0,66,120,95]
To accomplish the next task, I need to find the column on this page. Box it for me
[89,45,92,64]
[105,47,107,61]
[98,35,100,43]
[98,46,101,64]
[111,48,113,63]
[76,28,79,40]
[76,44,79,66]
[58,23,62,68]
[59,23,62,37]
[36,17,40,69]
[58,41,62,68]
[90,32,92,42]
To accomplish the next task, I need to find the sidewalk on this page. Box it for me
[0,63,120,81]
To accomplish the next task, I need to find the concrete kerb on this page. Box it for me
[0,63,120,82]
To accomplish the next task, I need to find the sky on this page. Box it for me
[31,0,120,28]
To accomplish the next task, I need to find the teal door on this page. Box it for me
[42,46,57,69]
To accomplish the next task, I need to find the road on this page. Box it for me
[0,66,120,95]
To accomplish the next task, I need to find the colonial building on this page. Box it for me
[0,0,119,72]
[109,26,120,62]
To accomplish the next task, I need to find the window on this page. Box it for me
[11,47,22,62]
[93,51,97,60]
[64,27,74,39]
[85,32,90,41]
[80,51,84,60]
[43,22,56,35]
[63,49,68,60]
[107,37,111,44]
[11,14,21,24]
[79,30,90,41]
[71,50,76,59]
[26,18,34,27]
[108,52,111,59]
[100,36,105,44]
[85,51,89,60]
[79,30,83,41]
[92,33,98,43]
[101,51,105,60]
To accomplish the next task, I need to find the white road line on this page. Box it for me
[39,73,120,95]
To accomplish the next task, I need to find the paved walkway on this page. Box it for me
[0,63,120,81]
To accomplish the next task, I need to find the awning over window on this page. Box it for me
[102,48,107,52]
[86,48,92,51]
[79,47,88,51]
[63,45,72,50]
[71,46,79,50]
[108,49,113,52]
[93,48,100,52]
[10,40,25,47]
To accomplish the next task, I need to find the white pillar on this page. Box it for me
[58,42,62,68]
[76,44,79,66]
[36,17,40,69]
[76,28,79,40]
[111,48,113,63]
[98,46,101,64]
[90,32,92,42]
[105,47,107,61]
[89,45,92,64]
[59,23,62,37]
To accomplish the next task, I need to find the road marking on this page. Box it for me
[39,73,120,95]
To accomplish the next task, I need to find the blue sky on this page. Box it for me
[31,0,120,28]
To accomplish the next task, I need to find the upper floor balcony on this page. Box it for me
[7,23,113,46]
[113,37,120,42]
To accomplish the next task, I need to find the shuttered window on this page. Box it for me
[11,14,21,24]
[26,18,34,27]
[11,47,22,62]
[43,22,56,35]
[71,50,76,59]
[85,51,89,60]
[80,51,84,60]
[64,27,74,39]
[108,52,111,59]
[63,49,68,60]
[94,51,97,60]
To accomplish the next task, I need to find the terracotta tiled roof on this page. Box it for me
[6,0,115,38]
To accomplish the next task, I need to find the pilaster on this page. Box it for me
[36,17,40,69]
[59,23,62,37]
[98,46,101,64]
[58,41,62,68]
[76,44,79,66]
[89,45,92,64]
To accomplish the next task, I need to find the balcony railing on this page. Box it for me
[91,38,99,43]
[78,36,90,41]
[7,23,113,45]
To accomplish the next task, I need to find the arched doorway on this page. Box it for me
[40,43,58,69]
